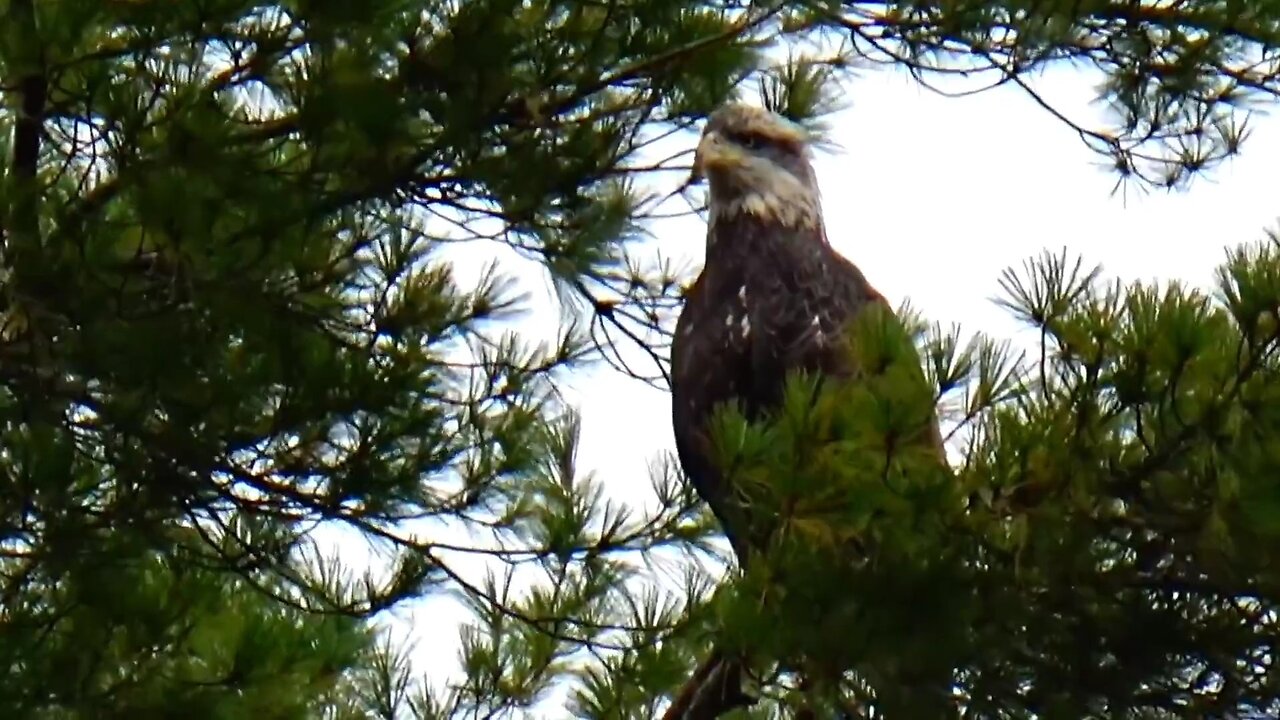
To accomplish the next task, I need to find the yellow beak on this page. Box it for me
[690,131,719,183]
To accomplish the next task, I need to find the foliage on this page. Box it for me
[0,525,371,718]
[805,0,1280,193]
[696,242,1280,717]
[0,0,1278,719]
[0,0,809,716]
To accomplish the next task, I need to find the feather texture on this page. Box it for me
[667,102,951,720]
[673,103,945,567]
[672,214,901,565]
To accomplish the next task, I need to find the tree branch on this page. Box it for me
[662,648,753,720]
[4,0,47,253]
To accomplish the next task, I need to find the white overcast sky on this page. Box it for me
[370,64,1280,709]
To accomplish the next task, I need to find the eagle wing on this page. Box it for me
[743,227,887,396]
[671,266,758,562]
[748,235,947,458]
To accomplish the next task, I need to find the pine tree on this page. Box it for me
[2,1,1280,719]
[0,0,805,717]
[0,525,373,718]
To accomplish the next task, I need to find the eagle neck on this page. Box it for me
[704,212,830,261]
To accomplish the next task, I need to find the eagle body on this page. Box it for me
[671,212,887,564]
[663,103,950,719]
[670,103,913,568]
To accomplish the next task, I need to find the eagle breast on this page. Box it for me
[670,104,890,564]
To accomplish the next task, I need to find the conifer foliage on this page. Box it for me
[0,1,1278,718]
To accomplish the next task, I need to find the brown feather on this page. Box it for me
[672,213,944,565]
[667,104,950,719]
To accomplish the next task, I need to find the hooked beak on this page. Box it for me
[690,131,718,184]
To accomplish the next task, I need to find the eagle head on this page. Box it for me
[691,103,823,229]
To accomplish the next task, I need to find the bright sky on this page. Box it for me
[374,64,1280,713]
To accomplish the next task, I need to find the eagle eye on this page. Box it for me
[729,131,765,150]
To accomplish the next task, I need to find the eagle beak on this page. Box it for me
[690,131,717,184]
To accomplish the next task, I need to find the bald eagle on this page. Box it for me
[667,104,947,717]
[671,103,945,565]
